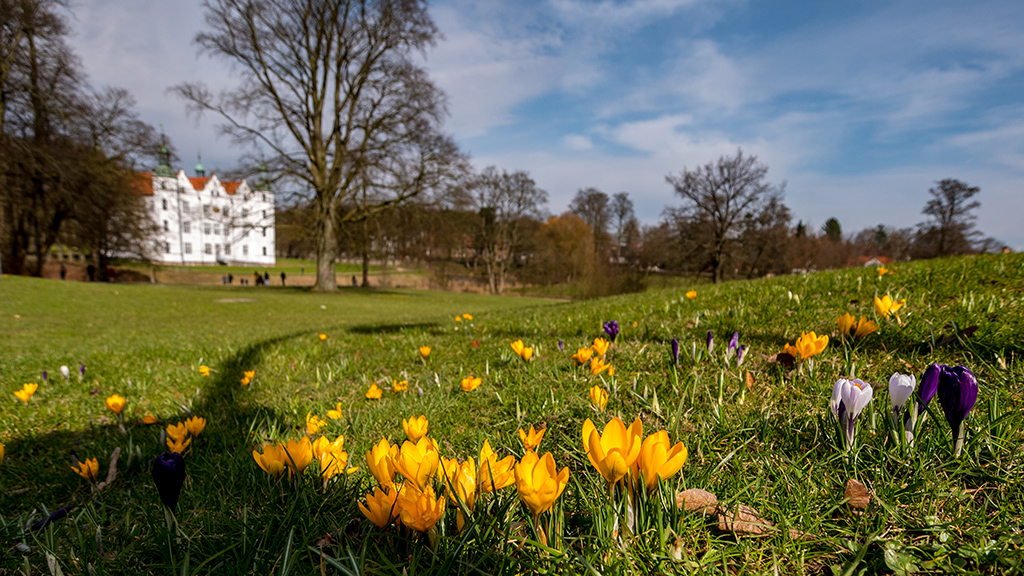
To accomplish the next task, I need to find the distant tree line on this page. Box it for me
[0,0,162,278]
[276,149,1005,295]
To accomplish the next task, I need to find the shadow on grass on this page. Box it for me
[347,321,441,335]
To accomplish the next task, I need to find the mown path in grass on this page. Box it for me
[2,254,1024,574]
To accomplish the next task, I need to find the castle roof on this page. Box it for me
[134,172,154,196]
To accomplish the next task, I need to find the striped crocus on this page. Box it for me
[831,378,874,449]
[736,345,747,367]
[937,365,978,457]
[728,332,739,354]
[706,331,714,355]
[671,338,679,366]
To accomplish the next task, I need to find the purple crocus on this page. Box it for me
[736,345,746,366]
[728,332,739,353]
[706,330,714,355]
[918,363,942,410]
[29,505,76,532]
[557,339,564,352]
[937,365,978,456]
[42,370,48,383]
[152,452,186,512]
[603,321,619,342]
[79,364,86,379]
[671,338,679,365]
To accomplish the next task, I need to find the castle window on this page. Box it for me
[184,243,192,254]
[262,193,266,202]
[242,208,249,218]
[163,220,169,232]
[262,246,267,256]
[203,205,211,216]
[223,207,230,217]
[165,242,171,254]
[214,224,221,235]
[204,243,212,255]
[243,245,249,256]
[224,225,230,237]
[262,227,266,237]
[182,201,190,212]
[225,244,231,255]
[183,222,191,233]
[162,198,168,210]
[204,223,212,235]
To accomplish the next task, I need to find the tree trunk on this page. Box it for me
[314,198,338,292]
[361,218,370,287]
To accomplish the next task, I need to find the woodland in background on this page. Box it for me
[0,0,162,279]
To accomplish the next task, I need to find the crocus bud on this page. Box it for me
[918,363,943,409]
[60,366,70,379]
[152,452,186,511]
[706,331,714,354]
[79,364,86,379]
[603,321,619,342]
[728,332,739,353]
[937,365,978,456]
[671,338,679,366]
[42,370,48,383]
[557,339,564,352]
[736,345,746,366]
[888,373,916,414]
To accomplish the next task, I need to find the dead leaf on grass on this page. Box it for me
[675,488,718,514]
[745,371,754,390]
[717,504,773,535]
[845,478,870,510]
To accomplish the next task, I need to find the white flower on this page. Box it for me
[832,378,873,447]
[888,372,916,413]
[60,365,70,379]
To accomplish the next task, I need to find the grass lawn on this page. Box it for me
[1,254,1023,574]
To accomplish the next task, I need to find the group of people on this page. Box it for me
[221,271,287,286]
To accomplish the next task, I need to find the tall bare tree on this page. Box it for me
[175,0,463,291]
[569,187,610,257]
[473,166,547,294]
[666,149,782,283]
[915,178,982,258]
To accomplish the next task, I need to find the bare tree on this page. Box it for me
[915,178,982,258]
[666,149,782,283]
[610,191,634,262]
[569,187,610,257]
[175,0,463,291]
[473,166,547,294]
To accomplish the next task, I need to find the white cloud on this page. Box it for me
[562,134,595,150]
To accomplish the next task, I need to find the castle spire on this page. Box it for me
[195,150,205,177]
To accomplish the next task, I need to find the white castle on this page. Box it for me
[138,148,275,266]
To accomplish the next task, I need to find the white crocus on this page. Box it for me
[888,373,915,414]
[60,365,70,379]
[833,378,873,448]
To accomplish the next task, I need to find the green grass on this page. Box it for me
[2,254,1023,574]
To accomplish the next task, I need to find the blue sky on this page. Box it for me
[70,0,1024,248]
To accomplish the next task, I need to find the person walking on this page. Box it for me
[59,264,67,280]
[280,271,286,286]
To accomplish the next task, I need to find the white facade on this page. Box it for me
[141,169,276,266]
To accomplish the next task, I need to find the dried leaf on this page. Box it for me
[676,488,718,514]
[717,504,774,535]
[845,478,870,510]
[470,340,481,349]
[962,325,979,338]
[95,448,121,491]
[745,371,755,390]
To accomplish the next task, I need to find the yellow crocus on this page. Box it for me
[0,442,4,467]
[462,313,473,321]
[166,422,189,442]
[785,331,828,360]
[878,266,889,276]
[167,435,191,454]
[306,412,327,435]
[874,295,905,318]
[839,313,878,339]
[72,457,99,481]
[198,365,210,377]
[590,356,613,376]
[365,438,400,488]
[837,312,857,337]
[327,402,344,420]
[511,339,534,361]
[685,290,697,300]
[419,346,431,359]
[395,484,446,533]
[14,383,38,403]
[634,430,688,492]
[312,435,346,461]
[392,438,440,491]
[244,370,256,380]
[571,347,594,365]
[319,333,327,341]
[104,394,126,415]
[403,415,429,443]
[460,376,482,392]
[142,414,159,425]
[455,315,462,322]
[582,417,643,486]
[359,485,402,528]
[478,439,516,493]
[514,451,569,518]
[393,379,409,392]
[589,386,608,410]
[253,443,288,478]
[366,383,383,399]
[240,376,251,386]
[319,449,353,481]
[281,437,313,475]
[518,426,545,451]
[591,337,610,357]
[185,415,206,437]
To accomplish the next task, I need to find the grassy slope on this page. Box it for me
[1,254,1023,574]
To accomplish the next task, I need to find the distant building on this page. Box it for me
[136,148,275,266]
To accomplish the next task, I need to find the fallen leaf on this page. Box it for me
[676,488,718,514]
[845,479,870,510]
[717,504,773,535]
[470,340,481,349]
[745,371,755,390]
